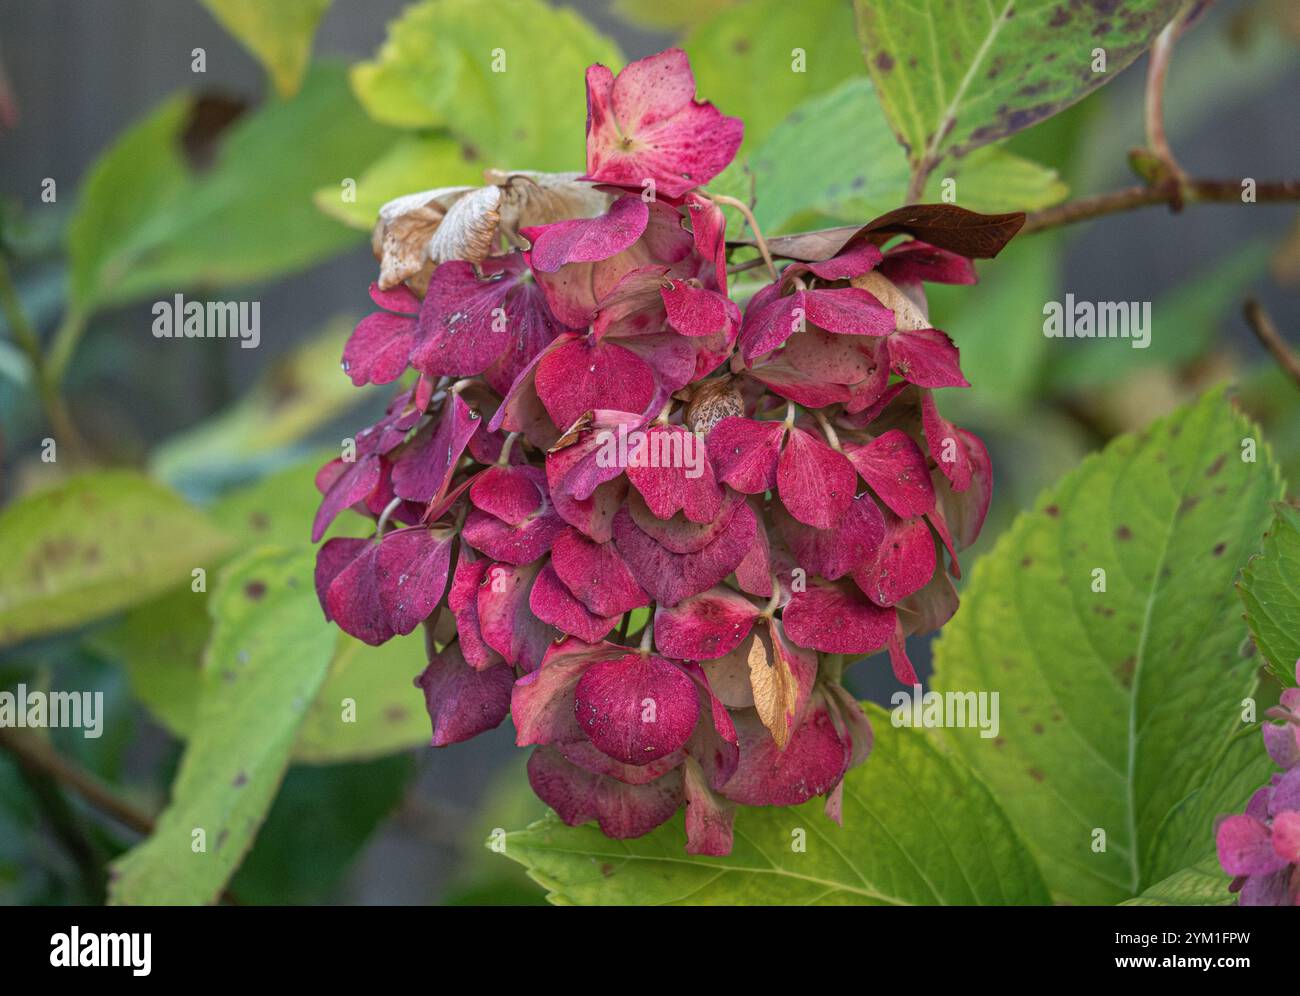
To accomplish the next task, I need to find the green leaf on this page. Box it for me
[313,133,484,231]
[68,64,393,312]
[148,316,367,499]
[0,471,229,648]
[611,0,738,31]
[351,0,620,170]
[499,707,1051,905]
[685,0,865,150]
[200,0,332,97]
[1123,857,1236,906]
[932,387,1284,905]
[293,631,432,763]
[748,77,1066,235]
[230,756,412,904]
[108,547,336,905]
[853,0,1183,181]
[1239,502,1300,687]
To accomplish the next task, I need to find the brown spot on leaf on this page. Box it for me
[1213,542,1227,557]
[1206,455,1226,478]
[245,580,267,601]
[1045,504,1060,517]
[875,51,894,72]
[1116,525,1133,541]
[1115,655,1136,688]
[1027,767,1045,783]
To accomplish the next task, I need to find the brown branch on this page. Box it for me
[0,727,155,836]
[1244,298,1300,390]
[1022,178,1300,235]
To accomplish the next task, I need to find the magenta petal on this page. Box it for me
[681,661,740,788]
[888,622,919,685]
[1269,767,1300,817]
[1217,814,1289,876]
[512,638,614,747]
[312,455,381,542]
[749,356,854,408]
[626,425,723,523]
[461,504,566,565]
[740,287,893,363]
[798,242,883,282]
[823,683,874,770]
[368,280,419,314]
[777,426,856,529]
[556,738,684,784]
[527,746,683,839]
[1264,718,1300,770]
[880,240,977,286]
[415,642,513,747]
[706,416,784,495]
[722,706,848,808]
[324,540,394,647]
[469,465,545,525]
[476,559,557,672]
[584,49,742,199]
[342,311,416,387]
[548,527,649,617]
[315,537,369,623]
[627,487,741,553]
[376,526,454,636]
[613,498,756,606]
[390,394,481,503]
[448,549,502,670]
[1272,811,1300,864]
[776,492,885,581]
[934,425,992,548]
[683,757,734,856]
[846,429,937,519]
[684,192,728,291]
[535,337,657,430]
[525,195,650,273]
[921,392,973,493]
[735,505,773,598]
[783,578,895,655]
[661,282,733,337]
[853,510,937,607]
[654,586,760,661]
[574,652,700,765]
[888,327,968,388]
[529,563,620,643]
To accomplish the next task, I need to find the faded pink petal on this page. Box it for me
[740,286,893,363]
[888,327,968,389]
[448,548,502,670]
[312,455,381,542]
[933,425,992,548]
[535,336,657,429]
[880,240,976,286]
[512,638,614,747]
[524,195,649,273]
[722,706,848,808]
[1217,814,1289,876]
[776,492,885,581]
[683,757,734,856]
[376,526,454,636]
[661,281,734,338]
[921,392,974,493]
[342,310,416,387]
[584,48,742,199]
[476,559,557,672]
[322,540,392,647]
[469,465,545,526]
[390,394,481,503]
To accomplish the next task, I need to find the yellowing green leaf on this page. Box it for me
[1123,857,1236,906]
[0,471,229,647]
[1239,502,1300,687]
[500,708,1051,905]
[932,387,1284,904]
[109,547,336,905]
[352,0,621,170]
[201,0,332,96]
[854,0,1183,182]
[685,0,864,150]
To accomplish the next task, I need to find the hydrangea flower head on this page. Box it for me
[314,49,1018,855]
